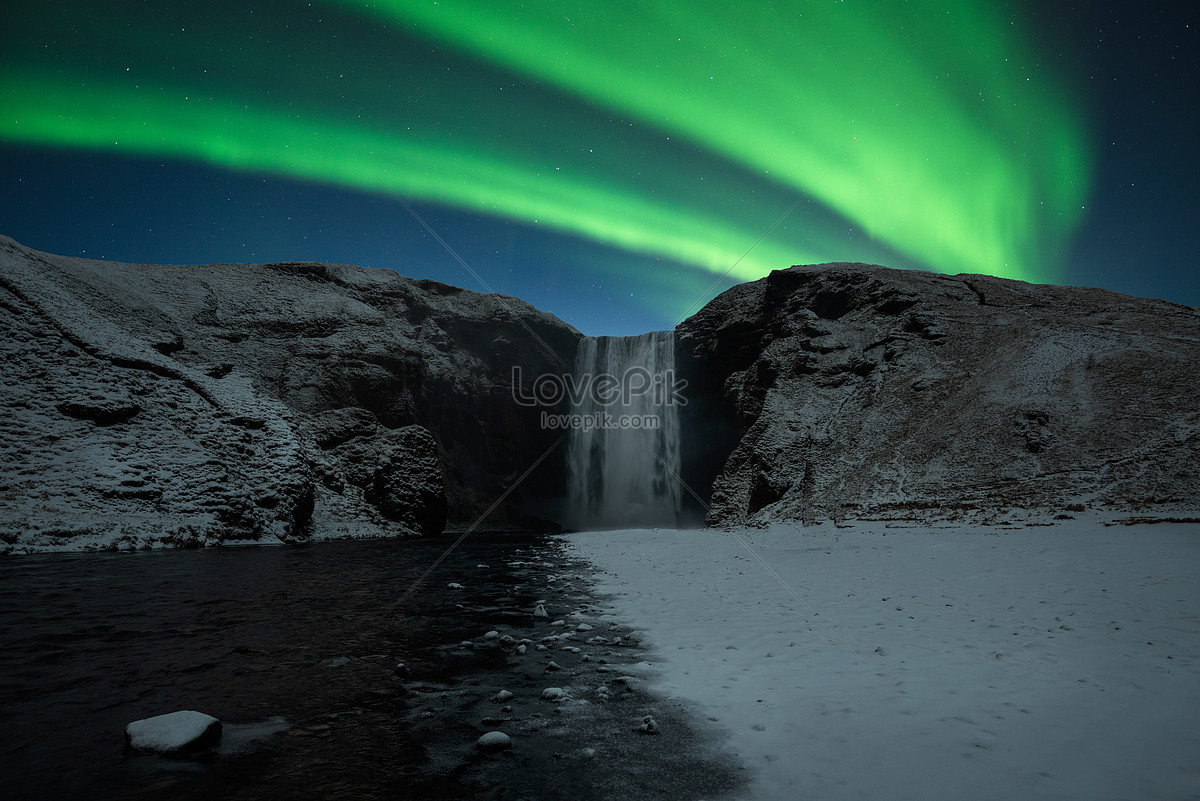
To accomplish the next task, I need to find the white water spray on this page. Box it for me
[566,331,683,529]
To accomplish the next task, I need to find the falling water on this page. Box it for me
[566,331,683,529]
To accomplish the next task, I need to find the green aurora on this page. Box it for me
[2,0,1090,303]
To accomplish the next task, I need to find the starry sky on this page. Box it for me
[1,1,1195,336]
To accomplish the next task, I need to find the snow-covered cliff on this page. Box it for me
[4,235,1196,551]
[0,236,578,552]
[677,264,1200,525]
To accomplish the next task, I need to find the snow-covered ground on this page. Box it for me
[566,519,1200,801]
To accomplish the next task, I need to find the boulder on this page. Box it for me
[125,710,222,754]
[476,731,512,752]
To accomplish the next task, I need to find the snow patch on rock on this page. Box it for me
[125,710,222,754]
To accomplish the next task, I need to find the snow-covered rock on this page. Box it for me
[637,716,659,735]
[677,263,1200,524]
[475,731,512,752]
[125,710,222,753]
[0,235,579,552]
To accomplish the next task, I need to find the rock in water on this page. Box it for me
[476,731,512,752]
[125,710,222,753]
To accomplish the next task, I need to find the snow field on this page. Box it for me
[566,520,1200,801]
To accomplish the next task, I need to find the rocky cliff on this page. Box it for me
[0,235,578,552]
[677,264,1200,525]
[4,236,1197,551]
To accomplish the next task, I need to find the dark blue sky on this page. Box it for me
[1,2,1195,335]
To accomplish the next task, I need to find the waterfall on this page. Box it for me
[566,331,683,529]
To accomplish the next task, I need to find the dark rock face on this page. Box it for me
[677,264,1200,525]
[338,424,447,537]
[0,235,578,552]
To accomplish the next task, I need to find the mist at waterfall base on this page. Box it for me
[564,332,688,530]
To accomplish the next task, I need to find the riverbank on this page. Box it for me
[565,517,1200,801]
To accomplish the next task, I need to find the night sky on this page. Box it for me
[1,1,1195,336]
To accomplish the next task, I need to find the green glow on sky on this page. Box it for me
[1,0,1090,293]
[340,0,1091,283]
[0,73,825,282]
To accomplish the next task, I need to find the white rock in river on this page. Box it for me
[476,731,512,752]
[125,710,222,753]
[491,690,514,703]
[533,604,548,619]
[540,687,569,702]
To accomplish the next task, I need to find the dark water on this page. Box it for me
[0,535,743,801]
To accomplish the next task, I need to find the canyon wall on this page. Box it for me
[677,264,1200,525]
[0,236,578,551]
[4,234,1197,552]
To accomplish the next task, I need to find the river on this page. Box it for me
[0,534,742,800]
